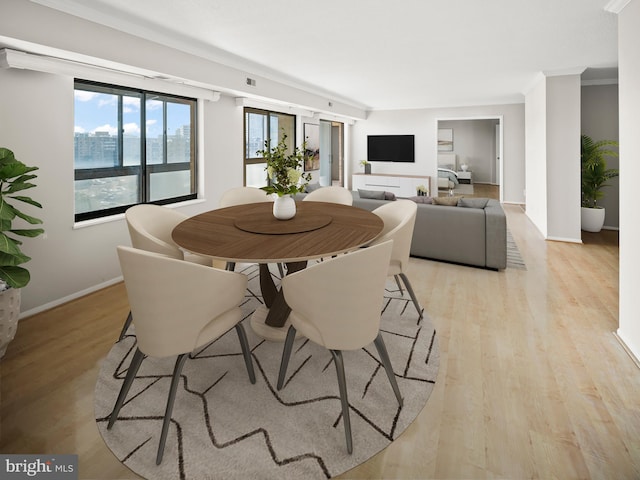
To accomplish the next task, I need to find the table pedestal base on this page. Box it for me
[250,305,296,342]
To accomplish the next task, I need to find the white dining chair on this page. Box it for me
[219,186,272,208]
[219,186,276,273]
[369,200,424,322]
[109,246,256,465]
[276,241,402,454]
[118,204,221,341]
[302,186,353,206]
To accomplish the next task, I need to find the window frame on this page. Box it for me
[74,79,198,222]
[243,107,296,187]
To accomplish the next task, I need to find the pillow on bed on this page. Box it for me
[358,189,386,200]
[457,197,489,209]
[432,196,462,206]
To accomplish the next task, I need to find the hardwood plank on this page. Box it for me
[1,204,639,479]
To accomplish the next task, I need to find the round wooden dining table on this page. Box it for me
[172,201,383,340]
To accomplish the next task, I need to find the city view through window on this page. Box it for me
[74,83,195,219]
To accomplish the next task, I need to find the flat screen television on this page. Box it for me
[367,135,415,162]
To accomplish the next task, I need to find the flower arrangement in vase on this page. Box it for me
[257,133,312,220]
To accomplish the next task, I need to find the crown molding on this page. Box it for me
[0,48,221,101]
[604,0,632,14]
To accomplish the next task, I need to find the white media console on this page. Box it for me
[352,173,431,198]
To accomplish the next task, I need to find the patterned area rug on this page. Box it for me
[95,264,439,480]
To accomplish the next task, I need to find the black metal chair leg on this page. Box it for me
[399,273,424,322]
[373,333,403,406]
[235,324,256,384]
[108,348,145,429]
[156,353,189,465]
[117,311,133,342]
[330,350,353,454]
[394,275,404,295]
[277,325,297,390]
[225,261,236,271]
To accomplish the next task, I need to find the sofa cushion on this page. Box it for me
[358,189,386,200]
[432,196,462,206]
[457,197,490,209]
[384,191,397,201]
[305,182,322,192]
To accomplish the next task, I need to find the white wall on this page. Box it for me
[617,0,640,362]
[581,84,620,229]
[546,74,582,243]
[0,66,248,313]
[351,104,526,203]
[525,77,548,237]
[525,74,583,243]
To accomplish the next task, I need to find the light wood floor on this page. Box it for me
[2,205,638,479]
[438,182,500,200]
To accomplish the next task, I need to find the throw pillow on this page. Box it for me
[457,197,490,209]
[432,196,462,206]
[384,191,397,201]
[305,183,321,193]
[358,189,386,200]
[408,196,433,204]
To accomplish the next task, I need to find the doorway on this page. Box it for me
[436,116,503,201]
[319,120,344,186]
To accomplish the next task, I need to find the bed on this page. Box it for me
[437,168,459,190]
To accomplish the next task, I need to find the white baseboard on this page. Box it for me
[19,276,124,320]
[614,330,640,369]
[546,236,583,244]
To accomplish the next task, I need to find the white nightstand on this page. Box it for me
[457,171,472,184]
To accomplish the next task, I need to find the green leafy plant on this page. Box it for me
[257,133,311,196]
[0,148,44,290]
[581,134,619,208]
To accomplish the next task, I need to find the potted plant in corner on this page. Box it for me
[0,147,44,358]
[581,134,619,233]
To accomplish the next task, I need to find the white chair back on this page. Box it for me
[302,186,353,206]
[370,200,417,274]
[125,204,187,259]
[281,241,393,350]
[219,186,272,207]
[117,246,247,358]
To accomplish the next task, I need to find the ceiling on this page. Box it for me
[29,0,620,111]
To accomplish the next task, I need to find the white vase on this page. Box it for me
[461,164,469,172]
[273,194,296,220]
[581,206,605,232]
[0,288,21,358]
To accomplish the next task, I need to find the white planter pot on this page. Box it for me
[581,207,606,233]
[273,194,296,220]
[0,288,21,358]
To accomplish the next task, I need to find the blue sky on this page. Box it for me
[74,90,191,138]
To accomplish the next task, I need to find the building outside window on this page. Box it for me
[244,108,295,187]
[74,80,197,221]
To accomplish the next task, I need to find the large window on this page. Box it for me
[244,108,295,187]
[74,80,197,221]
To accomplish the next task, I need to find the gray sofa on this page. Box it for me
[296,190,507,270]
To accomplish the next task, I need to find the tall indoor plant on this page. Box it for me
[0,147,44,357]
[580,134,619,232]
